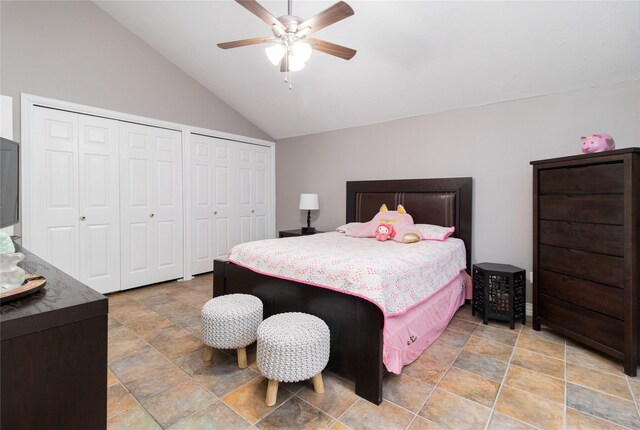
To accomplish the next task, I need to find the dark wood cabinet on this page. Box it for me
[531,148,640,375]
[1,244,108,429]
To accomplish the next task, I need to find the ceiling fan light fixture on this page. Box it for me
[292,41,312,62]
[265,43,285,65]
[220,0,356,88]
[288,54,305,71]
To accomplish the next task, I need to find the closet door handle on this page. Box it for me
[251,209,255,213]
[213,211,218,215]
[80,216,86,221]
[149,213,155,218]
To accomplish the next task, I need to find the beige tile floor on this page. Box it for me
[106,274,640,430]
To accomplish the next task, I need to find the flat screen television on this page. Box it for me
[0,137,19,228]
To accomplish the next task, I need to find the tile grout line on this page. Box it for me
[109,291,229,425]
[627,375,640,419]
[426,320,495,429]
[483,320,526,430]
[333,393,362,428]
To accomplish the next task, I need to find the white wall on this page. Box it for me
[276,81,640,301]
[0,0,270,142]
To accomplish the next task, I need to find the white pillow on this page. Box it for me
[416,224,455,241]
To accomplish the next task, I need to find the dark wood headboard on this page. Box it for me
[346,178,473,274]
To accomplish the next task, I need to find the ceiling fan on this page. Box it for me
[218,0,356,87]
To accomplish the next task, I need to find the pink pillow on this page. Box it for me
[345,204,422,244]
[416,224,455,241]
[336,222,361,233]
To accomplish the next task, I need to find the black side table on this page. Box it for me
[472,262,526,329]
[279,229,325,238]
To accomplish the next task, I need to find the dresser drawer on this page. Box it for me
[539,195,624,225]
[539,245,624,287]
[538,269,623,318]
[539,220,624,256]
[539,295,624,351]
[539,163,624,195]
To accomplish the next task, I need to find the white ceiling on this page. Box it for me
[94,1,640,140]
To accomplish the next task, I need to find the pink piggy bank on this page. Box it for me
[581,134,615,154]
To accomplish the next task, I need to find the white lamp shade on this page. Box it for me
[265,43,285,65]
[292,41,312,62]
[299,194,319,210]
[288,54,305,72]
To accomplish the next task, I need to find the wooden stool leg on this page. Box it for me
[237,347,247,369]
[203,346,213,362]
[266,379,279,406]
[312,373,324,394]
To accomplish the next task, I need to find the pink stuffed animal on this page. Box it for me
[581,134,615,153]
[347,204,423,244]
[375,223,396,241]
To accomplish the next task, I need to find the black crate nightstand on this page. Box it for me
[472,262,526,329]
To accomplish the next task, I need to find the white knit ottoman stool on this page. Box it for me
[201,294,263,369]
[257,312,330,406]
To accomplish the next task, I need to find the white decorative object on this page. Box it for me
[257,312,330,406]
[0,232,24,290]
[0,252,25,291]
[201,294,263,368]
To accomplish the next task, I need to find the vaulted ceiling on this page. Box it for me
[95,1,639,140]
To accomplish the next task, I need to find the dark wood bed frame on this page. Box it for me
[213,178,472,404]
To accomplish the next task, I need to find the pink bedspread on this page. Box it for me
[228,232,467,316]
[227,232,470,373]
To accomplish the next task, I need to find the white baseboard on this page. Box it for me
[526,303,533,316]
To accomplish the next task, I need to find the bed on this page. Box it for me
[213,178,472,404]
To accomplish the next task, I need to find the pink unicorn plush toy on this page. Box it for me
[375,223,396,242]
[347,204,422,244]
[581,134,615,154]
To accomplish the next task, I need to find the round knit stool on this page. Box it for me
[257,312,330,406]
[201,294,263,369]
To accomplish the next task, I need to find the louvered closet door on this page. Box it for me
[238,142,270,242]
[120,122,183,289]
[78,115,120,293]
[29,107,80,277]
[191,134,237,274]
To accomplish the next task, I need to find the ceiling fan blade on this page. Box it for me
[217,37,274,49]
[299,1,354,35]
[280,56,289,72]
[235,0,286,30]
[308,38,356,60]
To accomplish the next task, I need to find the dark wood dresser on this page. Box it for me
[1,244,108,429]
[531,147,640,375]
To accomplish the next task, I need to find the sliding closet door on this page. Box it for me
[29,107,120,293]
[78,115,120,293]
[120,122,183,289]
[238,142,270,242]
[191,134,236,274]
[29,107,80,277]
[190,135,272,274]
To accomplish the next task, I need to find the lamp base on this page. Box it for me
[301,227,316,235]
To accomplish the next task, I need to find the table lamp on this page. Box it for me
[299,194,319,234]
